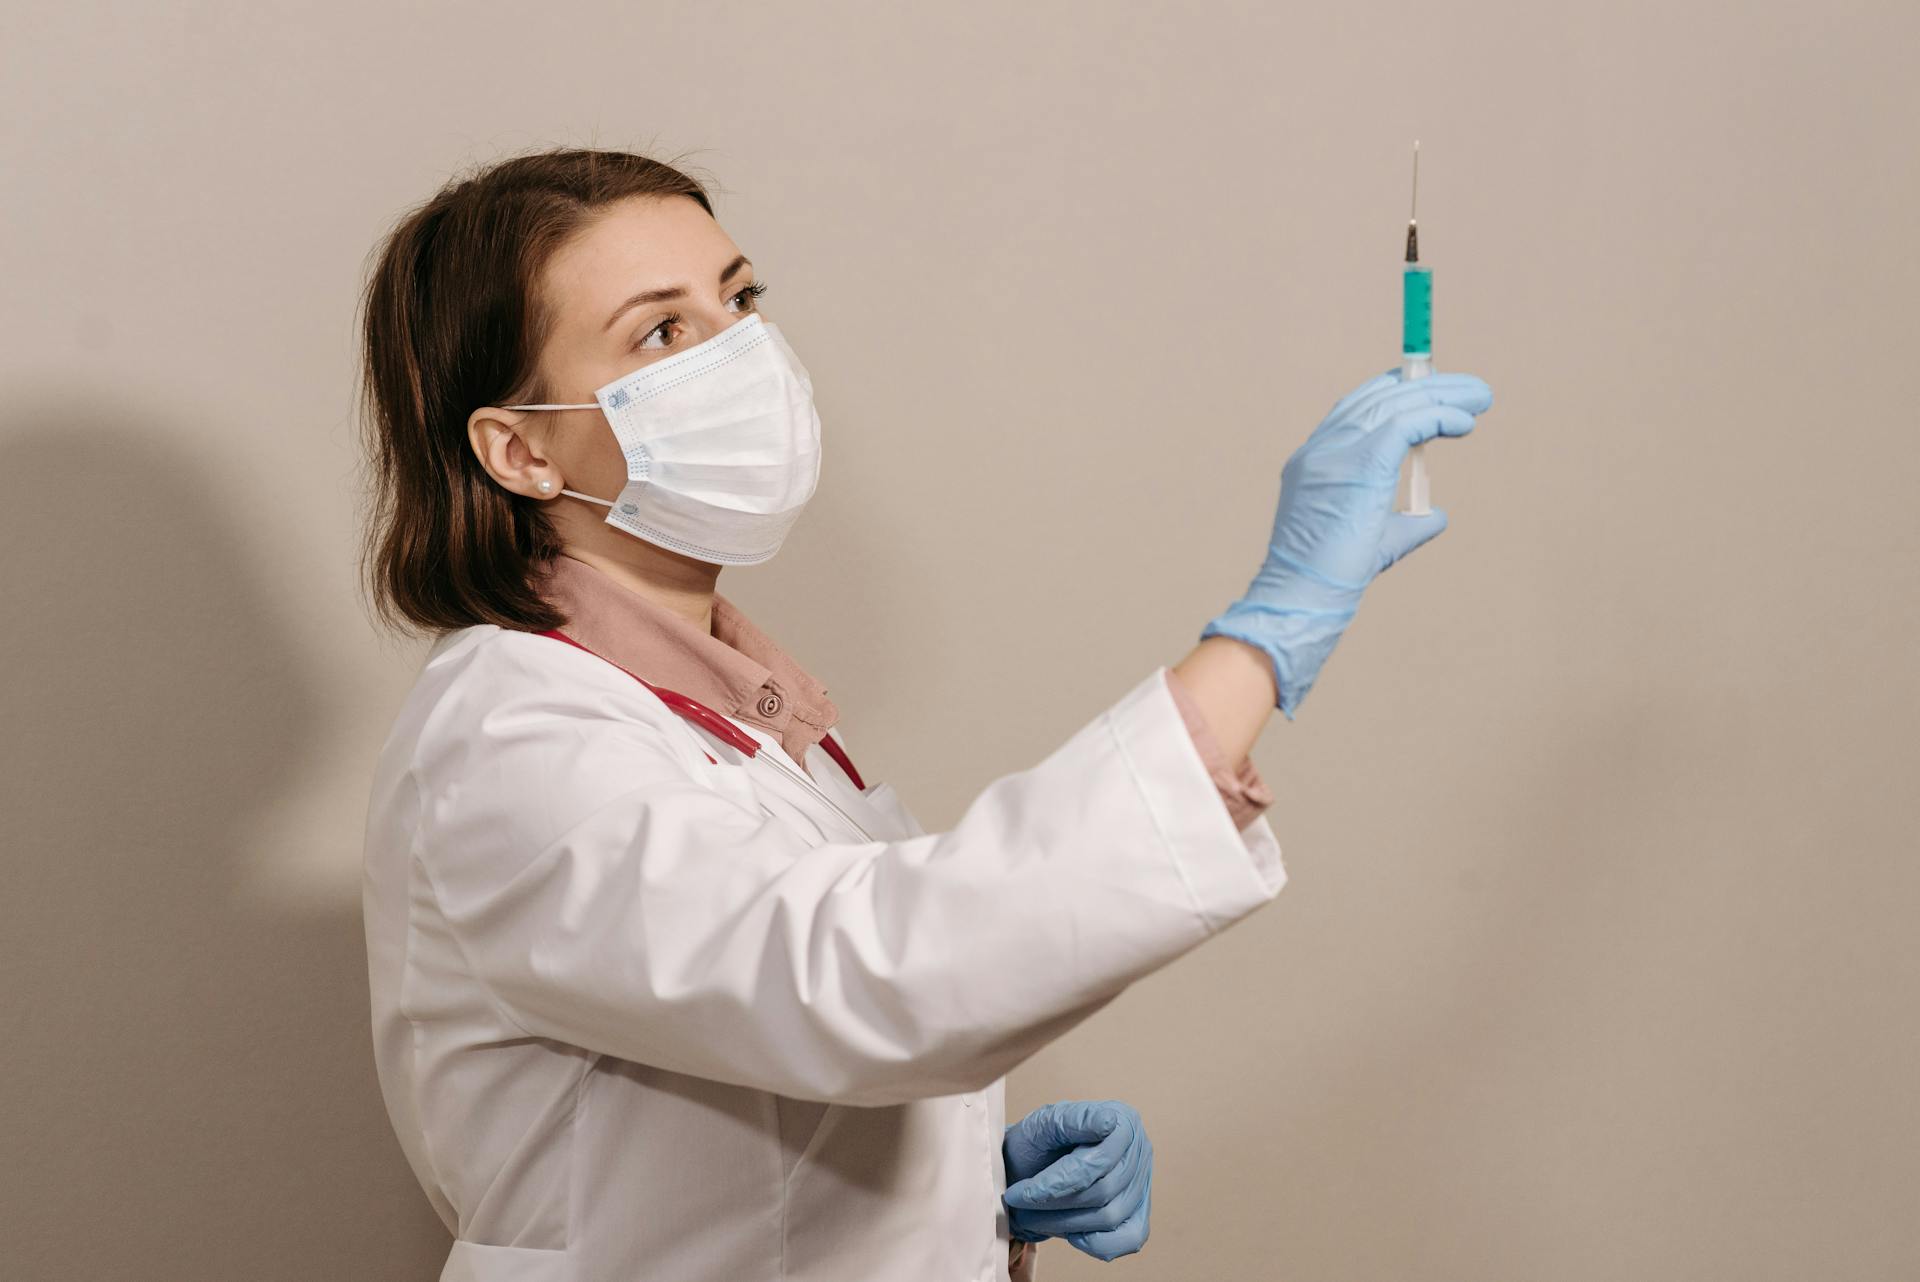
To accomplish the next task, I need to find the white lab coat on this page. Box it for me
[362,624,1287,1282]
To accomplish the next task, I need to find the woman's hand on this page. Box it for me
[1002,1099,1153,1261]
[1200,367,1495,717]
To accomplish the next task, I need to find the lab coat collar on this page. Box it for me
[531,552,839,762]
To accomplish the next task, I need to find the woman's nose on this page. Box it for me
[692,309,754,346]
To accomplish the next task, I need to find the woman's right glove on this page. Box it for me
[1200,368,1494,717]
[1003,1099,1153,1261]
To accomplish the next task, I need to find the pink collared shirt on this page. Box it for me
[531,552,1273,831]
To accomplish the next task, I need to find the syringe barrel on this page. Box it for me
[1402,264,1432,357]
[1399,264,1434,516]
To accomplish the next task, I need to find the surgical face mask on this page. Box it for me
[503,313,821,565]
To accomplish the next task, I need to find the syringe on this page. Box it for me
[1400,140,1433,515]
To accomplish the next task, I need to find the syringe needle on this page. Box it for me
[1410,139,1420,221]
[1405,140,1421,263]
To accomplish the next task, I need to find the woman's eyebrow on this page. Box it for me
[602,255,753,331]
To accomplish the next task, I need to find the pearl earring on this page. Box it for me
[537,478,554,494]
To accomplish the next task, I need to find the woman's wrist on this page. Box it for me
[1170,635,1279,766]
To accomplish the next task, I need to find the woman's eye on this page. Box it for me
[730,280,769,312]
[636,313,682,351]
[634,283,767,350]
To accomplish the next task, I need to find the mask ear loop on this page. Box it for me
[495,402,617,508]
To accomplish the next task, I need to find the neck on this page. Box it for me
[560,540,719,635]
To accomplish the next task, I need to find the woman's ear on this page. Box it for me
[466,407,552,499]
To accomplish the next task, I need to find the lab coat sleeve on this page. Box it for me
[412,632,1287,1107]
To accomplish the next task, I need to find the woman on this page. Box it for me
[357,148,1492,1282]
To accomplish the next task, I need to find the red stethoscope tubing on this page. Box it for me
[531,628,866,789]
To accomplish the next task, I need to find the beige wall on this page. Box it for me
[4,2,1914,1278]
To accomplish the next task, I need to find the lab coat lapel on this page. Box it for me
[726,720,922,844]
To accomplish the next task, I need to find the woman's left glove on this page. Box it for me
[1199,367,1494,716]
[1002,1099,1153,1261]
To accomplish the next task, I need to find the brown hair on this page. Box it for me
[354,147,717,636]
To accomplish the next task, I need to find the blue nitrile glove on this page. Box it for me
[1200,368,1494,717]
[1002,1099,1153,1261]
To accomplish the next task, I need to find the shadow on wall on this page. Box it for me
[0,412,448,1280]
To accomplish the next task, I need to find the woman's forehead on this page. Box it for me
[544,197,740,328]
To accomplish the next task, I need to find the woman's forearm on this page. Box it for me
[1170,636,1278,766]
